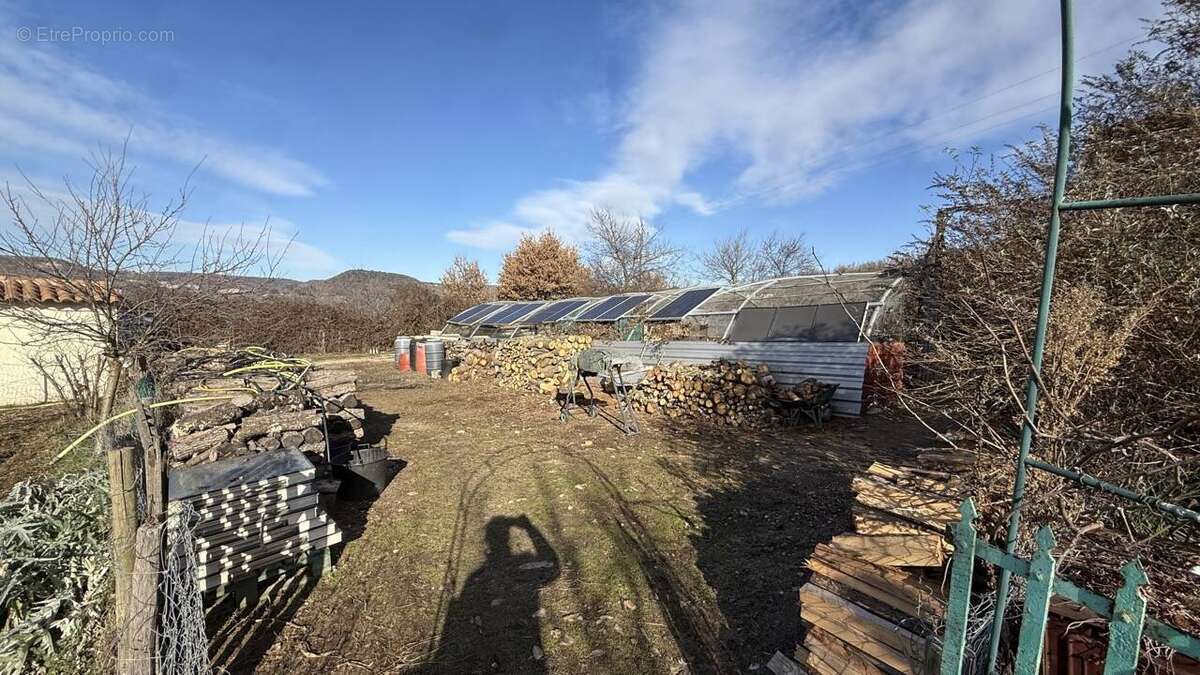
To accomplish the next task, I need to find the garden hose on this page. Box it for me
[52,395,236,463]
[55,347,317,463]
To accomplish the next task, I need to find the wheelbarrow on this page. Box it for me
[767,382,839,428]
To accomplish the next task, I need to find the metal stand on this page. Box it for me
[559,363,639,435]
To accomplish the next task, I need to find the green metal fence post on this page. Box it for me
[1102,561,1149,675]
[1013,527,1058,675]
[988,0,1075,670]
[941,500,979,675]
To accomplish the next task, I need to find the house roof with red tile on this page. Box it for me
[0,275,118,304]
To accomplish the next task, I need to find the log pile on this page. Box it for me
[156,350,363,468]
[630,360,773,425]
[630,360,835,427]
[448,335,594,395]
[795,461,960,675]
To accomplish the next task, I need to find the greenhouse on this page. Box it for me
[442,271,904,343]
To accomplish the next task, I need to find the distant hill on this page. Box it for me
[294,269,430,304]
[0,256,432,304]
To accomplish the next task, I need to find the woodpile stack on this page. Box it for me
[159,353,363,468]
[448,335,594,395]
[631,360,835,427]
[631,360,773,425]
[795,461,960,675]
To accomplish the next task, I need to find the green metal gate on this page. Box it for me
[939,0,1200,673]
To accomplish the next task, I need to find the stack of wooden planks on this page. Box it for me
[168,449,343,593]
[795,461,959,675]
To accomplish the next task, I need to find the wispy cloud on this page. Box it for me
[0,169,340,280]
[0,15,328,197]
[452,0,1159,248]
[174,217,342,280]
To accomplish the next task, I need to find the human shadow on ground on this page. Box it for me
[422,515,560,674]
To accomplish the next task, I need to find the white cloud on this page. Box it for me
[0,171,339,280]
[445,221,536,251]
[173,217,341,280]
[0,21,327,197]
[456,0,1160,248]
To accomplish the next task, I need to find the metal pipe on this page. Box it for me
[1059,193,1200,210]
[987,1,1075,671]
[1024,458,1200,525]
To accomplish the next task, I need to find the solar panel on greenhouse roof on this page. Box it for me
[522,299,588,324]
[648,288,719,320]
[593,294,651,321]
[449,303,494,324]
[575,296,625,321]
[485,302,543,325]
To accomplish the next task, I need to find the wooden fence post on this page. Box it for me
[127,523,161,675]
[106,437,139,634]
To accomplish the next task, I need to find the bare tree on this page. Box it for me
[584,207,680,292]
[697,228,758,285]
[757,230,817,278]
[0,147,278,420]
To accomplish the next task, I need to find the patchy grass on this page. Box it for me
[238,360,931,674]
[0,404,97,493]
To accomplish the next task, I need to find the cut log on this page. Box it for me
[801,625,890,675]
[170,426,231,460]
[853,505,927,536]
[851,475,959,530]
[280,431,305,449]
[829,534,945,567]
[172,401,244,436]
[808,543,946,617]
[302,427,323,445]
[238,410,323,438]
[865,461,956,489]
[800,583,932,674]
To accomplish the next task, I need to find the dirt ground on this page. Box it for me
[214,359,932,674]
[0,404,95,493]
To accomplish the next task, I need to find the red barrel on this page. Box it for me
[412,341,427,376]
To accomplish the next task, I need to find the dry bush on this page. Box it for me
[440,256,490,315]
[497,232,586,300]
[174,282,455,354]
[900,0,1200,632]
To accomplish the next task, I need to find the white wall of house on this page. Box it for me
[0,306,105,407]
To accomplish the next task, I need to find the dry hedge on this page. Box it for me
[899,0,1200,634]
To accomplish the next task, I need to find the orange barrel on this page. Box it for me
[412,341,427,376]
[395,336,412,372]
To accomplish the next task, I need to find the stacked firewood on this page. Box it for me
[795,461,960,675]
[448,335,593,395]
[631,360,772,425]
[629,360,835,427]
[158,352,362,468]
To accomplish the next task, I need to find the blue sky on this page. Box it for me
[0,0,1163,282]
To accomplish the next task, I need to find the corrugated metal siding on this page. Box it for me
[595,340,869,416]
